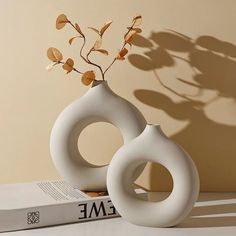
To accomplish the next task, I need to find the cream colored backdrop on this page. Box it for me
[0,0,235,191]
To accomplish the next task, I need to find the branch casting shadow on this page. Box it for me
[129,31,236,192]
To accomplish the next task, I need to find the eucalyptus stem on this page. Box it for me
[86,48,105,80]
[69,20,104,80]
[104,21,136,76]
[68,21,89,64]
[104,58,116,75]
[57,61,83,74]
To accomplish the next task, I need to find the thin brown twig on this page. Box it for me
[104,58,116,75]
[68,21,88,64]
[86,48,105,80]
[80,37,89,64]
[68,20,104,80]
[57,61,83,74]
[104,21,136,76]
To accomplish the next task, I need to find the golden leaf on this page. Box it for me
[127,27,142,33]
[68,36,82,45]
[132,15,142,27]
[93,37,102,49]
[116,56,125,61]
[116,48,128,60]
[75,23,84,36]
[95,49,109,55]
[81,71,96,86]
[56,14,68,30]
[119,48,128,57]
[100,20,113,36]
[69,37,76,45]
[47,47,63,62]
[62,58,74,73]
[88,27,100,34]
[125,29,137,43]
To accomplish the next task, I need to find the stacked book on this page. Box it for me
[0,180,120,232]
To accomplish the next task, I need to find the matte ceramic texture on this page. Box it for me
[107,124,200,227]
[50,80,146,191]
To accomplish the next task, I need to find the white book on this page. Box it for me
[0,180,119,232]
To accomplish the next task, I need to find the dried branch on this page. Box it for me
[104,15,142,76]
[58,61,83,74]
[69,21,105,80]
[47,14,142,85]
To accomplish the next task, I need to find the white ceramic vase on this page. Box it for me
[50,80,146,191]
[107,124,199,227]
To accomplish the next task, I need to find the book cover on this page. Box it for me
[0,180,119,232]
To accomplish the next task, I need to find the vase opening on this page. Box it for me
[91,80,107,88]
[146,123,160,127]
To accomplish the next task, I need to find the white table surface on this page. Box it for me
[2,193,236,236]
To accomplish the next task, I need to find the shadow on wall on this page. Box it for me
[129,31,236,191]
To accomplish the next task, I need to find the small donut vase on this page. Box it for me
[107,124,200,227]
[50,80,146,191]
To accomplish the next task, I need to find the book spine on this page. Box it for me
[0,197,119,232]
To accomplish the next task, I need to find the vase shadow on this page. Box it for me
[129,30,236,192]
[178,194,236,228]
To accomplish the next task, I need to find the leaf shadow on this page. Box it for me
[129,30,236,192]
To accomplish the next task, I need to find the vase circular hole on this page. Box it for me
[134,162,173,202]
[77,122,123,167]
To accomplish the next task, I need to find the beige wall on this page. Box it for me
[0,0,235,191]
